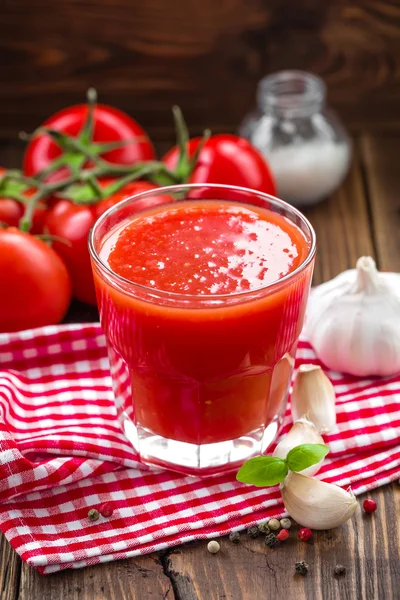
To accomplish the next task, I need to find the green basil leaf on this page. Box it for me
[286,444,329,472]
[236,456,288,487]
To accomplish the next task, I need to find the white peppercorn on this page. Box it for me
[280,518,292,529]
[207,540,220,554]
[268,518,280,531]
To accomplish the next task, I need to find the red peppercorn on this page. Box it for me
[298,528,313,541]
[363,498,377,513]
[99,502,114,518]
[277,529,289,542]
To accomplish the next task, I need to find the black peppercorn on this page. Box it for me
[334,564,346,576]
[295,560,309,575]
[264,533,279,548]
[229,531,240,544]
[247,526,260,539]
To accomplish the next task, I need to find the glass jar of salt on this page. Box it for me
[239,70,351,206]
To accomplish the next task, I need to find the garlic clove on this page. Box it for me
[291,364,336,433]
[280,471,357,530]
[306,256,400,377]
[273,416,325,476]
[267,353,295,421]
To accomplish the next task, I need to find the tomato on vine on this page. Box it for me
[0,168,46,233]
[23,89,156,183]
[13,99,277,311]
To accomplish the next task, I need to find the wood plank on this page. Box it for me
[0,1,400,139]
[18,554,174,600]
[302,141,375,285]
[0,534,21,600]
[0,0,271,141]
[166,484,400,600]
[360,135,400,271]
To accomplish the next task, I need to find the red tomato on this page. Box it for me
[0,228,71,332]
[0,198,21,228]
[30,200,48,234]
[0,168,47,233]
[24,103,155,181]
[163,134,276,198]
[0,196,47,234]
[45,181,173,306]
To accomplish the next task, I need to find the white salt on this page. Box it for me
[267,141,351,207]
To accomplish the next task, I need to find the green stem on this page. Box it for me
[85,176,104,200]
[2,169,23,180]
[0,191,29,203]
[13,98,208,214]
[88,160,179,185]
[189,129,211,172]
[36,233,72,246]
[19,191,43,232]
[100,167,161,198]
[12,174,44,188]
[79,88,97,145]
[33,155,70,181]
[19,176,76,232]
[172,106,190,178]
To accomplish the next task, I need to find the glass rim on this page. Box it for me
[88,183,316,302]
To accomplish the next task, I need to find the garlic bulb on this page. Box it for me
[273,416,325,476]
[306,256,400,377]
[280,471,357,529]
[291,365,336,433]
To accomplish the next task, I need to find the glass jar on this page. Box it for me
[89,183,316,477]
[239,71,352,207]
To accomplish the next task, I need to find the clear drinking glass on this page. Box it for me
[89,184,316,476]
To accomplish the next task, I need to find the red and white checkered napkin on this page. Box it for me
[1,324,400,574]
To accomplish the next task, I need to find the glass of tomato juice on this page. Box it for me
[89,184,316,476]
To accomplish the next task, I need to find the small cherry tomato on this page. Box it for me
[0,228,71,332]
[0,198,21,228]
[0,168,47,234]
[0,196,47,234]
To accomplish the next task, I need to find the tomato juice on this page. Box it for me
[90,185,315,475]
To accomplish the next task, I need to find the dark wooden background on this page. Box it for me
[1,1,400,599]
[1,0,400,147]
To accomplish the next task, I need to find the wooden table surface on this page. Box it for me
[0,134,400,599]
